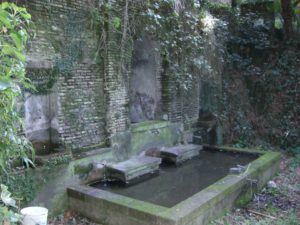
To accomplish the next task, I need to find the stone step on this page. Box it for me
[106,156,162,184]
[160,144,202,164]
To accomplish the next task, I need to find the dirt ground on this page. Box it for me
[49,154,300,225]
[213,154,300,225]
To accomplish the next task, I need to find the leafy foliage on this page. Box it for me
[221,4,300,151]
[0,2,33,174]
[135,0,206,90]
[0,184,22,225]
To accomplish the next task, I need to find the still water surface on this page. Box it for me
[91,150,257,207]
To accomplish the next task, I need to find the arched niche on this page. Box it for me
[129,36,162,123]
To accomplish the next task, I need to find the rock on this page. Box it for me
[288,185,300,194]
[267,180,277,189]
[229,167,243,175]
[229,164,247,175]
[86,163,106,184]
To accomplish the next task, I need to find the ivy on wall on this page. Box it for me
[136,0,205,90]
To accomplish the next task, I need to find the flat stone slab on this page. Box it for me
[160,144,202,164]
[106,156,162,184]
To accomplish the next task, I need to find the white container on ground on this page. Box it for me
[21,207,48,225]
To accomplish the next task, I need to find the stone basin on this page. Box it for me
[67,146,280,225]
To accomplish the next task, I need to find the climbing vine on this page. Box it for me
[0,2,33,224]
[220,2,300,150]
[0,2,34,174]
[136,0,206,90]
[86,0,216,91]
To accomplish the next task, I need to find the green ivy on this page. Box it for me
[0,3,33,173]
[222,4,299,150]
[136,0,205,90]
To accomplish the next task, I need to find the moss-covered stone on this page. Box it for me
[130,121,182,155]
[32,149,113,216]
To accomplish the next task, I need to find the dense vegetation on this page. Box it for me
[220,3,300,153]
[0,2,32,224]
[0,0,299,223]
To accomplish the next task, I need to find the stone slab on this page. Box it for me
[160,144,203,164]
[106,156,162,184]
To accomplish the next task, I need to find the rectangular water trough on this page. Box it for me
[67,146,280,225]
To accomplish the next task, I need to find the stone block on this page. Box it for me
[106,156,162,184]
[160,144,202,164]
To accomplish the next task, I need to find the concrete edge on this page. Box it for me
[165,151,280,221]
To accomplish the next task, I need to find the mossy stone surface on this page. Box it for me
[32,150,113,216]
[130,121,182,155]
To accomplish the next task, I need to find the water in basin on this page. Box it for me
[91,150,258,207]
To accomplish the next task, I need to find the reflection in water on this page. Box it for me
[91,150,257,207]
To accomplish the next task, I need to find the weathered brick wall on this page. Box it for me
[161,73,201,125]
[57,63,106,150]
[25,0,107,151]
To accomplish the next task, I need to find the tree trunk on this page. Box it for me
[232,0,237,8]
[281,0,293,39]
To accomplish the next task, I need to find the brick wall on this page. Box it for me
[161,72,201,126]
[25,0,107,152]
[104,0,131,138]
[23,0,203,154]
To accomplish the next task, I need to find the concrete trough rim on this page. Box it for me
[67,146,281,225]
[165,151,280,221]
